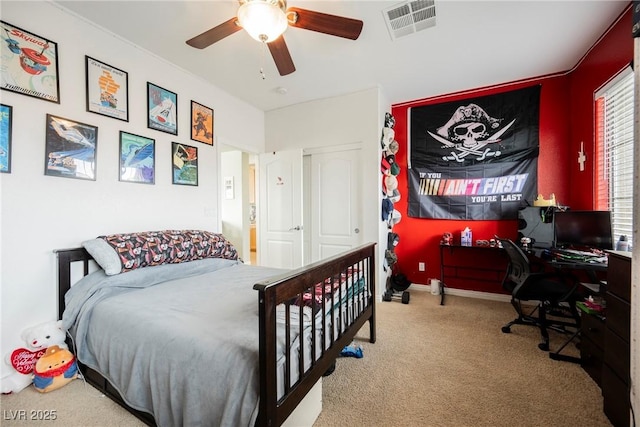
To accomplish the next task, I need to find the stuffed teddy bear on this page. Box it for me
[1,320,68,394]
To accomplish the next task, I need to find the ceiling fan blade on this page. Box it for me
[186,17,242,49]
[287,7,363,40]
[268,36,296,76]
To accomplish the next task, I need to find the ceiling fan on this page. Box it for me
[186,0,364,76]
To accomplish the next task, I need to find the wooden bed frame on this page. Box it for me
[56,243,376,427]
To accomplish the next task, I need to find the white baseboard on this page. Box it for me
[409,283,512,303]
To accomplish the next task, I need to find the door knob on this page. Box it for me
[354,228,360,234]
[288,225,302,231]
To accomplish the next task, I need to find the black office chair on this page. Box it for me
[498,238,581,351]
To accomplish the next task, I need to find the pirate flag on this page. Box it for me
[408,85,540,220]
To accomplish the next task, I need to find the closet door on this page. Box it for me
[258,150,303,268]
[310,148,362,262]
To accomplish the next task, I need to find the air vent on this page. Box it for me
[383,0,436,40]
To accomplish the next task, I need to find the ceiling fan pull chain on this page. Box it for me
[259,41,267,80]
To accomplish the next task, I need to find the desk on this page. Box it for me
[568,252,631,427]
[544,252,631,426]
[546,259,607,287]
[439,245,509,305]
[532,254,608,363]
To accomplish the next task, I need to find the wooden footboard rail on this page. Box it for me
[253,242,377,427]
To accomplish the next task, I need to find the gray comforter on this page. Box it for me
[62,258,288,427]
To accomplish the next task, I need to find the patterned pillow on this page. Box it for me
[83,230,239,275]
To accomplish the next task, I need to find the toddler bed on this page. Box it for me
[55,230,376,427]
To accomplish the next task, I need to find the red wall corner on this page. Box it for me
[389,6,632,291]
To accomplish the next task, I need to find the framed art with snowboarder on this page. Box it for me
[172,142,198,186]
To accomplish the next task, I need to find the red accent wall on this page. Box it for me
[568,8,633,209]
[390,6,632,291]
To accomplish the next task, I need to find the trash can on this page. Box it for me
[429,278,440,295]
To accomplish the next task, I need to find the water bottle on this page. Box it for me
[615,235,629,251]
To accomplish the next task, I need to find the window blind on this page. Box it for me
[595,68,634,248]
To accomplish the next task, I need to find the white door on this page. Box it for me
[310,149,362,261]
[258,150,303,268]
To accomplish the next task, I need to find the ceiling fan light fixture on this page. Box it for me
[237,0,288,43]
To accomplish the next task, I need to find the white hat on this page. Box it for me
[389,209,402,226]
[389,189,401,203]
[381,127,395,149]
[384,175,398,195]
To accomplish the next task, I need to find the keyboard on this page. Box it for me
[550,248,608,265]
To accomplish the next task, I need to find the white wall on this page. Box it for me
[265,87,389,298]
[0,1,264,378]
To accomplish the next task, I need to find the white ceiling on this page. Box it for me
[54,0,630,112]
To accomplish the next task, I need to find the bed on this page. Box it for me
[55,230,376,427]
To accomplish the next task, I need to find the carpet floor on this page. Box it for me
[0,288,611,427]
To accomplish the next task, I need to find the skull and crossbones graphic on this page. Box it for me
[427,103,515,162]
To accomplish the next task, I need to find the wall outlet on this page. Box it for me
[418,262,426,272]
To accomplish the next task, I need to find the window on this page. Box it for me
[594,67,634,248]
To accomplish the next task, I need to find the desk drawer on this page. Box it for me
[604,328,630,383]
[602,364,630,427]
[605,292,630,342]
[581,313,605,349]
[606,253,630,301]
[580,336,603,386]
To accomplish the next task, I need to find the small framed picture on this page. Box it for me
[44,114,98,180]
[119,131,155,184]
[172,142,198,186]
[0,104,12,173]
[1,21,60,103]
[85,56,129,121]
[147,82,177,135]
[191,101,213,145]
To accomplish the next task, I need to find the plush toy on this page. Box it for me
[33,345,78,393]
[440,232,453,246]
[1,320,68,394]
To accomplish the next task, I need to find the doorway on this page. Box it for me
[223,145,363,267]
[248,163,257,265]
[219,144,257,265]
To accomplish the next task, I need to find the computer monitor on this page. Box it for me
[553,210,613,250]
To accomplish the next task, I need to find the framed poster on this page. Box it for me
[0,21,60,103]
[172,142,198,186]
[119,131,155,184]
[147,82,177,135]
[0,104,12,173]
[190,101,213,145]
[85,56,129,121]
[44,114,98,180]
